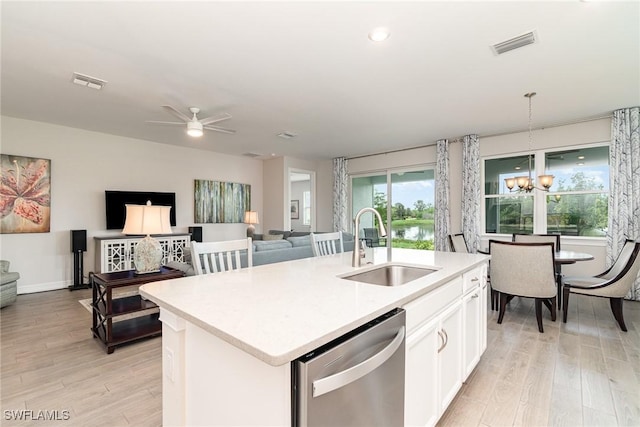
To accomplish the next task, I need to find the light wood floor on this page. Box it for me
[1,289,639,426]
[439,295,640,427]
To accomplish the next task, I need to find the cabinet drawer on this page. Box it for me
[462,265,484,294]
[404,277,462,333]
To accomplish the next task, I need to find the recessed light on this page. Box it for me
[577,162,585,166]
[368,27,390,42]
[514,166,521,170]
[577,155,585,160]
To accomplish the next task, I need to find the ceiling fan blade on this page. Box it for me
[203,125,236,134]
[161,105,190,122]
[199,112,231,125]
[145,120,185,126]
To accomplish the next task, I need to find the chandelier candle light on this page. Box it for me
[122,201,172,274]
[504,92,554,193]
[244,211,259,238]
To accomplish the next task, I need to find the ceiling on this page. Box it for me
[2,1,638,161]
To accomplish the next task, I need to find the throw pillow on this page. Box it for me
[263,233,283,241]
[269,230,292,239]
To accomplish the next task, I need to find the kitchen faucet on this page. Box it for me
[352,207,387,267]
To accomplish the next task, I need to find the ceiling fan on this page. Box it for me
[146,105,236,137]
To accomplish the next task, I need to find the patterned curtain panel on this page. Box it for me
[462,134,481,253]
[608,107,640,300]
[332,157,350,232]
[435,139,450,251]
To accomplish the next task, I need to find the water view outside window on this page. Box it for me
[352,169,435,250]
[484,146,609,236]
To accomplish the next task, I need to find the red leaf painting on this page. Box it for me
[0,155,51,233]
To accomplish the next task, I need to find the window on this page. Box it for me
[483,145,609,236]
[351,168,435,250]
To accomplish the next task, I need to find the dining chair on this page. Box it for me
[310,231,344,256]
[563,239,640,331]
[489,240,557,333]
[448,233,469,253]
[190,238,253,275]
[513,233,563,307]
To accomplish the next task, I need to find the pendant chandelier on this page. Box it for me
[504,92,554,193]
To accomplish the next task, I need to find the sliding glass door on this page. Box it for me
[351,168,435,250]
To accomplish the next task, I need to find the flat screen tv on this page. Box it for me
[105,190,177,230]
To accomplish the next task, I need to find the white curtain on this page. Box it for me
[435,139,450,251]
[332,157,350,232]
[608,107,640,300]
[461,134,481,253]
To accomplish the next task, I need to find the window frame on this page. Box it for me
[481,143,609,238]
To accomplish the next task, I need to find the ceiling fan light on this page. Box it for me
[187,121,203,137]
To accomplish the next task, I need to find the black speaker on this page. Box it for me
[69,229,89,291]
[189,226,203,242]
[71,229,87,252]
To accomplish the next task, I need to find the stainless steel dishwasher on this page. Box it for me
[292,308,405,426]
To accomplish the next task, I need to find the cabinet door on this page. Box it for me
[480,281,488,353]
[405,317,440,427]
[103,240,129,272]
[438,301,462,414]
[170,236,191,262]
[462,288,481,381]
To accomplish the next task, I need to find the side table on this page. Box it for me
[91,266,185,354]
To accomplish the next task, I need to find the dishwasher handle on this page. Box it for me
[312,326,405,398]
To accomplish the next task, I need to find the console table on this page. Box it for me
[91,266,185,354]
[94,233,191,273]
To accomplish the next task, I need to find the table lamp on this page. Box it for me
[244,211,259,238]
[122,201,172,274]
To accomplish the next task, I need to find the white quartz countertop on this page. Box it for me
[139,248,488,366]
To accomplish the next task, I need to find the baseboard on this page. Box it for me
[18,280,72,294]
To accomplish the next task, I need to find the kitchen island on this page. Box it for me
[140,248,489,426]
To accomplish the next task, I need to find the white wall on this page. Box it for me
[0,116,263,293]
[346,118,612,276]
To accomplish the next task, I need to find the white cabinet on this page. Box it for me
[95,234,191,273]
[462,264,487,381]
[437,301,463,413]
[404,278,463,427]
[404,262,488,427]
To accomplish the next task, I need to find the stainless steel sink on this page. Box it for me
[340,264,438,287]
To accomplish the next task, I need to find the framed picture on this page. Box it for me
[291,200,299,219]
[194,179,251,223]
[0,154,51,233]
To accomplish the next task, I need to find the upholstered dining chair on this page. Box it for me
[489,240,557,333]
[448,233,469,253]
[513,233,563,306]
[563,239,640,332]
[310,231,344,257]
[190,238,253,275]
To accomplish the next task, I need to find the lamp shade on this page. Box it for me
[244,211,259,225]
[122,202,172,236]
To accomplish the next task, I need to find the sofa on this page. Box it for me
[0,260,19,308]
[168,231,354,276]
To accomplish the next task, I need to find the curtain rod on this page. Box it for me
[346,113,612,161]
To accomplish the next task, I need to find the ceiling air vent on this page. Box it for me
[72,72,107,90]
[243,152,261,158]
[491,31,537,55]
